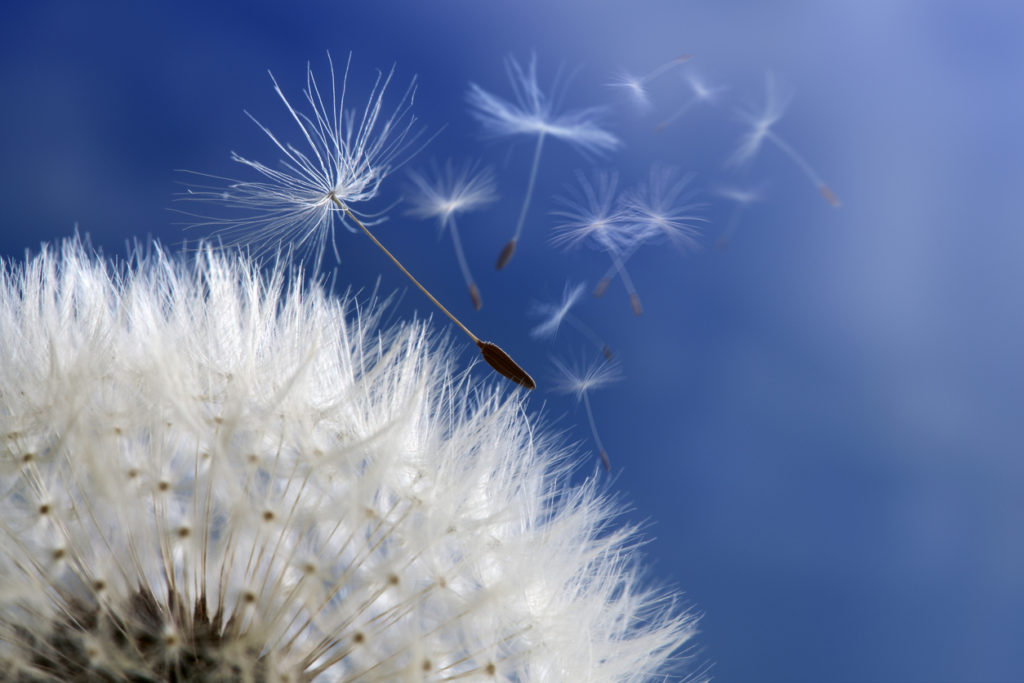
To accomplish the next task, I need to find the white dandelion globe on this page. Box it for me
[0,238,699,681]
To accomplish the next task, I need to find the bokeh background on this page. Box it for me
[1,1,1021,681]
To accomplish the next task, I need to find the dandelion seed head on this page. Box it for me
[0,238,697,681]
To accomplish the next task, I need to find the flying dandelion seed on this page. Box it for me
[622,165,706,249]
[607,53,693,110]
[593,165,707,315]
[0,238,699,680]
[405,159,497,310]
[655,72,729,133]
[729,71,841,207]
[550,169,632,253]
[549,169,645,315]
[179,53,532,389]
[715,184,765,249]
[466,54,620,270]
[551,354,623,471]
[178,52,423,271]
[529,282,613,360]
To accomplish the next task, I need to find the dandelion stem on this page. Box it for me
[337,198,534,389]
[516,133,546,243]
[766,130,840,207]
[564,314,612,360]
[593,240,642,295]
[339,200,476,341]
[655,98,697,133]
[446,215,481,310]
[499,132,546,269]
[595,247,643,315]
[644,53,693,84]
[581,391,611,471]
[614,258,643,316]
[717,203,746,250]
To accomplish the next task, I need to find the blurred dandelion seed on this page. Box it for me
[593,165,707,315]
[529,282,612,360]
[607,53,693,110]
[551,169,632,253]
[406,159,498,311]
[655,72,729,133]
[622,165,706,250]
[715,184,765,249]
[180,54,532,388]
[548,170,644,315]
[729,72,840,207]
[467,54,620,269]
[0,239,698,679]
[552,355,623,471]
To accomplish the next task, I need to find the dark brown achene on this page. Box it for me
[477,340,535,390]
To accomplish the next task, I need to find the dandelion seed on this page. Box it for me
[0,238,699,680]
[729,71,840,207]
[622,164,706,250]
[530,282,585,338]
[550,169,633,253]
[179,52,423,271]
[551,355,623,471]
[549,169,644,315]
[529,282,612,359]
[593,165,707,315]
[179,54,531,388]
[715,184,765,249]
[607,53,692,110]
[655,72,729,132]
[406,159,497,311]
[467,54,620,269]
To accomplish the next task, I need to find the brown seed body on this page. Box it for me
[495,240,517,270]
[820,184,841,207]
[630,292,644,316]
[477,341,536,390]
[469,283,482,311]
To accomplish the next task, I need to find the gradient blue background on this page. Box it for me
[1,2,1021,681]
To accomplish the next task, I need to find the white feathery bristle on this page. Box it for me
[0,238,698,681]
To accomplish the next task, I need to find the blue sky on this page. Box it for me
[1,1,1022,680]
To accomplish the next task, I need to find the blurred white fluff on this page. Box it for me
[607,54,692,112]
[0,238,698,681]
[466,55,619,153]
[529,282,587,340]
